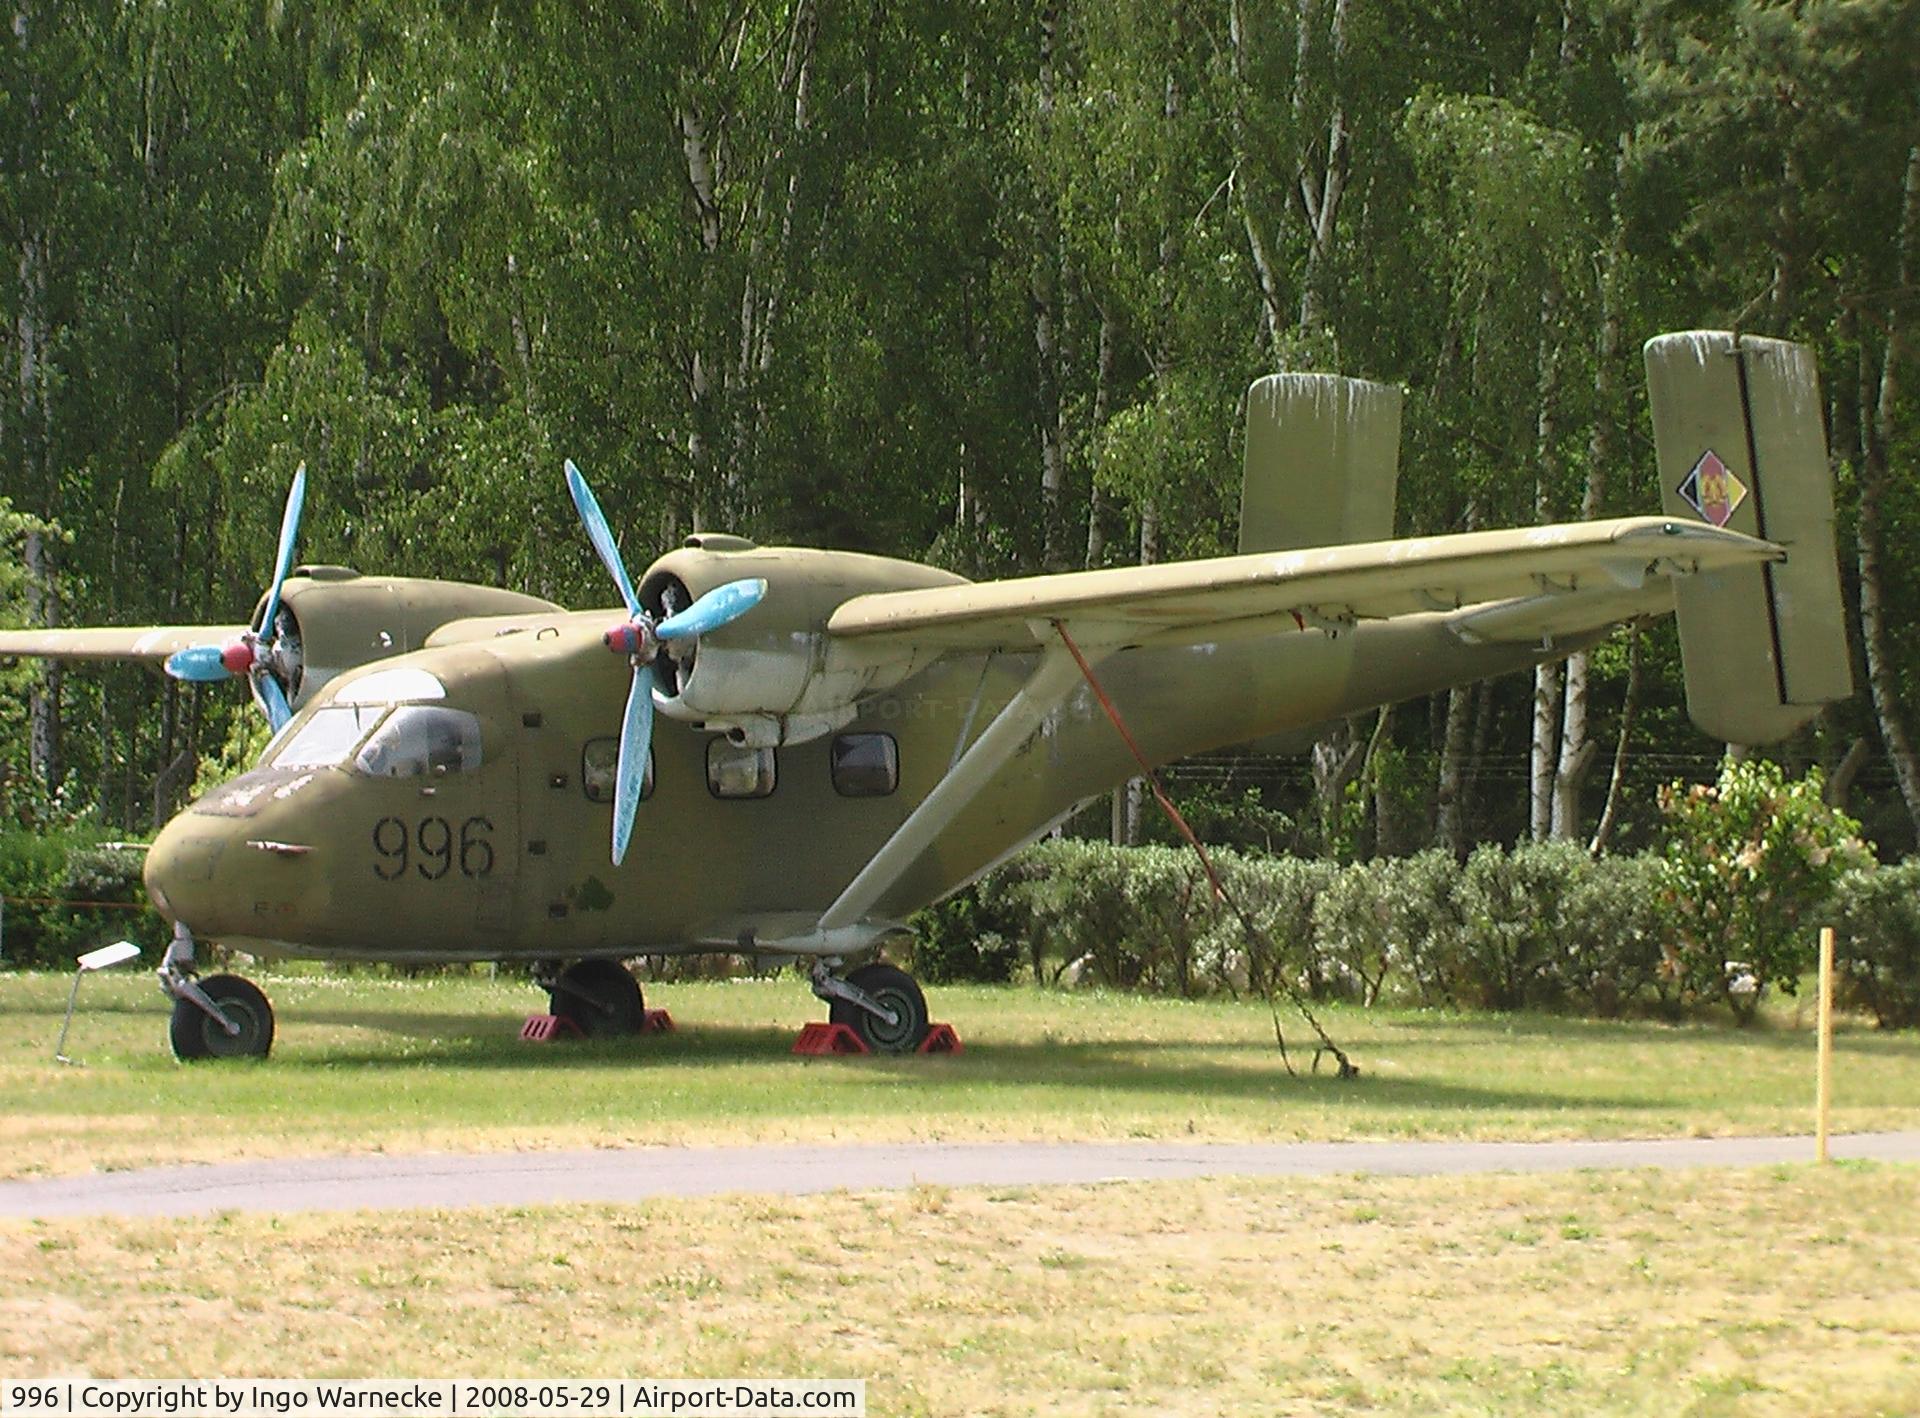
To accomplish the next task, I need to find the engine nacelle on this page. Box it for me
[637,536,968,747]
[270,568,562,709]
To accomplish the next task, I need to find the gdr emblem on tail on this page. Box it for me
[1677,448,1749,528]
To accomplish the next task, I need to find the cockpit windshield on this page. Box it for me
[262,670,480,776]
[352,706,483,778]
[270,704,389,770]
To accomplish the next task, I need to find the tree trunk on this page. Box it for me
[1226,0,1286,359]
[1854,145,1920,838]
[1123,498,1162,845]
[1529,276,1565,841]
[1435,683,1474,856]
[1551,137,1628,840]
[1293,0,1351,349]
[12,3,59,793]
[1588,625,1642,857]
[1086,305,1116,570]
[1032,3,1067,572]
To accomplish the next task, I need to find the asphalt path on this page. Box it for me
[2,1132,1916,1219]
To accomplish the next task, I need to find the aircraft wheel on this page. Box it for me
[549,959,643,1037]
[170,974,275,1061]
[830,962,929,1055]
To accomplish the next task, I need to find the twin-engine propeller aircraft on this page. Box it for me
[0,331,1852,1060]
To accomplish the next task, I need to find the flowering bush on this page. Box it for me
[1654,758,1872,1023]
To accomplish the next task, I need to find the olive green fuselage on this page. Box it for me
[145,603,1571,964]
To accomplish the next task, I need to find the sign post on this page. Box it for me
[55,940,142,1065]
[1816,926,1835,1164]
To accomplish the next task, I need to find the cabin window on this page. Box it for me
[270,704,388,769]
[707,741,776,799]
[582,738,654,802]
[352,707,483,778]
[333,667,445,705]
[831,733,898,798]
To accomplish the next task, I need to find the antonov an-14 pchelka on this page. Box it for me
[0,331,1851,1059]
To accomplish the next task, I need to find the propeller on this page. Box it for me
[565,459,768,866]
[163,465,308,731]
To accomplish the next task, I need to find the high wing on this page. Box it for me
[0,625,251,663]
[826,515,1778,652]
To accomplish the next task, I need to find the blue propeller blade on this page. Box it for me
[611,666,654,867]
[257,464,307,642]
[657,578,768,640]
[258,674,293,732]
[164,645,233,682]
[565,460,641,619]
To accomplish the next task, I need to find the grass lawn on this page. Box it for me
[4,1165,1916,1414]
[3,969,1917,1179]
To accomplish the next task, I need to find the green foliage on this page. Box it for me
[0,829,160,969]
[1654,758,1873,1023]
[909,894,1022,986]
[8,0,1920,874]
[1831,864,1920,1030]
[190,713,274,802]
[940,837,1907,1026]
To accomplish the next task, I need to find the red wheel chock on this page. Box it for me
[520,1010,674,1042]
[790,1022,964,1056]
[792,1022,870,1055]
[520,1013,583,1043]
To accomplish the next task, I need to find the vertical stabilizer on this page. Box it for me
[1239,375,1402,553]
[1645,331,1852,744]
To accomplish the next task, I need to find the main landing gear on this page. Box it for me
[539,958,645,1036]
[811,959,930,1054]
[159,922,275,1060]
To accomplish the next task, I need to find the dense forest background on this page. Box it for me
[1,0,1916,861]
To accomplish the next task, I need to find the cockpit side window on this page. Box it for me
[270,704,388,770]
[353,706,484,778]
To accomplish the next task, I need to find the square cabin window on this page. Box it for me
[707,740,777,799]
[831,733,898,798]
[581,738,654,802]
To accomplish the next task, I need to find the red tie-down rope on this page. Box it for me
[1050,619,1358,1080]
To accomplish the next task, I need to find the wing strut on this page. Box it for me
[816,629,1114,935]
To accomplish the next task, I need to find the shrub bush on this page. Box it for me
[909,892,1022,984]
[0,828,159,968]
[1654,759,1872,1023]
[1197,852,1335,997]
[1831,863,1920,1030]
[911,832,1910,1029]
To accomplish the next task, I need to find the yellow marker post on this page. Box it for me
[1816,926,1835,1164]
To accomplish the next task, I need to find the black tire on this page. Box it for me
[169,974,274,1061]
[549,959,644,1036]
[829,962,930,1054]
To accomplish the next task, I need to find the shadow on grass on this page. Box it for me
[280,1012,1664,1118]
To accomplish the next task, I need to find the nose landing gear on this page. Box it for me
[158,923,275,1060]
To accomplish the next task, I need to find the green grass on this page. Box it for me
[4,969,1917,1179]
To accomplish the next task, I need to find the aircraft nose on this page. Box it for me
[144,814,230,932]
